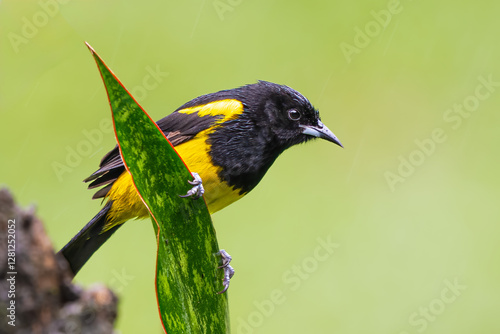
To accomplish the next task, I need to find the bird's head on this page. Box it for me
[241,81,343,149]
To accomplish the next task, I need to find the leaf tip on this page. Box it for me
[85,41,96,55]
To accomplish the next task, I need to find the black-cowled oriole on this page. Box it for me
[60,81,343,275]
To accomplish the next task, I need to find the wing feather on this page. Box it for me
[85,111,222,199]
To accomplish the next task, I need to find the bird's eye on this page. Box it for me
[288,109,301,121]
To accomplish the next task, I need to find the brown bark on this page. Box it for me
[0,188,118,334]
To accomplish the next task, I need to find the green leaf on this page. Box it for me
[86,42,230,334]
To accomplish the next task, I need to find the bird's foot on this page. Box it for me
[217,249,235,294]
[179,172,204,199]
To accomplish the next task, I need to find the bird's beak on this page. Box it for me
[300,121,343,148]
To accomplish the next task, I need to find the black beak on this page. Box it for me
[300,121,343,148]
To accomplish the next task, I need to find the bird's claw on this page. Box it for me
[217,249,235,294]
[179,172,204,199]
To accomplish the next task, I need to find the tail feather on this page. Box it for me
[59,201,121,275]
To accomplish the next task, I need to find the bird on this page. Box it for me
[59,80,343,279]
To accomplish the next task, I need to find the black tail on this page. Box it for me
[59,201,122,275]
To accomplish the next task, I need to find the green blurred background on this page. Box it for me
[1,0,500,333]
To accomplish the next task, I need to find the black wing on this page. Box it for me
[84,111,222,199]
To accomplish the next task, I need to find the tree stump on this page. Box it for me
[0,188,118,334]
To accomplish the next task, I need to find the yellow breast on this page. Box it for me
[175,130,244,213]
[105,99,246,227]
[105,135,243,229]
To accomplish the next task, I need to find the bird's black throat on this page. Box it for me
[208,114,290,195]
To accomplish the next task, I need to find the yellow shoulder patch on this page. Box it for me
[177,99,244,125]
